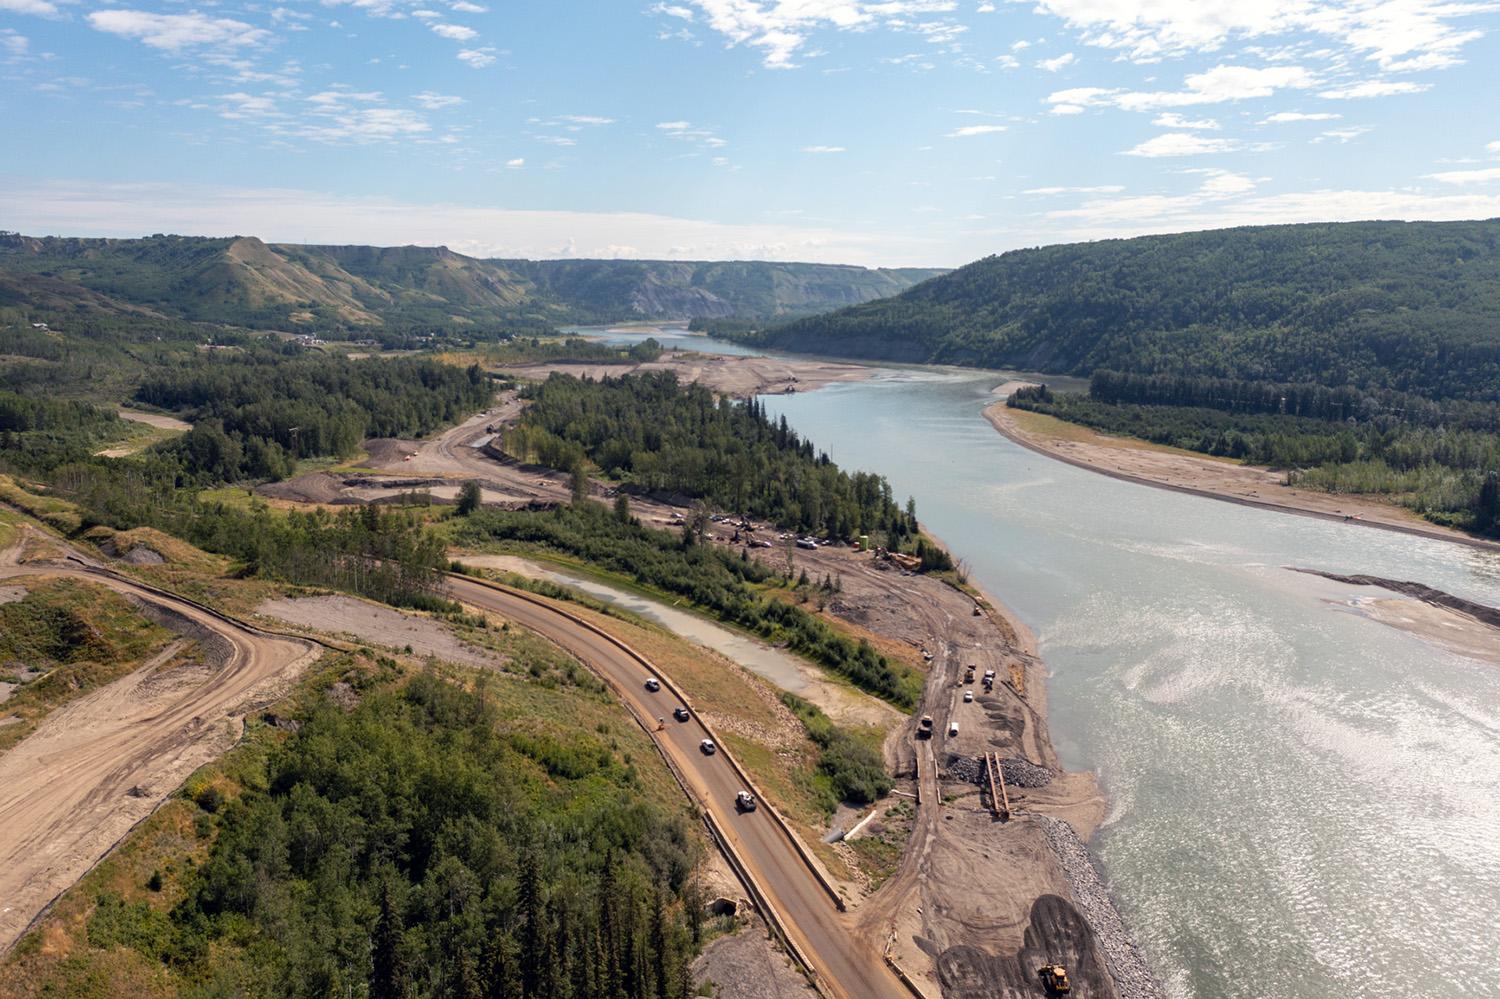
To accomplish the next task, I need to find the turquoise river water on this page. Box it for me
[594,327,1500,999]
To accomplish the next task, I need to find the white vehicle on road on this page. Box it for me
[644,677,661,692]
[700,739,717,755]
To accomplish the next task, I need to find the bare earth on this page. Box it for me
[985,401,1500,553]
[0,531,316,955]
[257,595,506,670]
[492,349,871,398]
[115,409,192,432]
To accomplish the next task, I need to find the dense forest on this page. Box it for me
[739,220,1500,403]
[1010,375,1500,533]
[85,672,703,998]
[136,350,493,481]
[456,501,921,708]
[506,372,915,541]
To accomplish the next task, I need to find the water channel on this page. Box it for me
[590,326,1500,999]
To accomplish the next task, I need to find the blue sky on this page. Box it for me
[2,0,1499,265]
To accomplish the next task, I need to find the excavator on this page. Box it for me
[1038,963,1071,994]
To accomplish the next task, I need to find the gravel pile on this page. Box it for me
[1034,815,1163,999]
[946,756,986,784]
[1000,757,1053,788]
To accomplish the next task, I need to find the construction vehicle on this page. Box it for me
[1038,964,1071,994]
[918,715,934,738]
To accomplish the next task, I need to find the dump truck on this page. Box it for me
[918,715,934,738]
[1038,964,1071,994]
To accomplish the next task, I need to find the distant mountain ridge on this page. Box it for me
[0,231,945,330]
[737,220,1500,402]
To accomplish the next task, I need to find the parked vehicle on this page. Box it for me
[918,715,934,738]
[948,722,959,737]
[963,690,974,703]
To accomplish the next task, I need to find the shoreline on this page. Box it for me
[984,400,1500,555]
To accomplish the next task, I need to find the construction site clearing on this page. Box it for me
[250,392,1159,998]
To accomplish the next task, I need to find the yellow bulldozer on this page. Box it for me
[1038,963,1071,994]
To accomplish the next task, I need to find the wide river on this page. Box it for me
[595,327,1500,999]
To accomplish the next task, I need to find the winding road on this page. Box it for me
[0,533,316,955]
[446,573,911,999]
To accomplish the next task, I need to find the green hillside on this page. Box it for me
[0,231,943,332]
[503,258,946,323]
[742,220,1500,403]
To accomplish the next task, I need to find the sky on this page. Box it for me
[2,0,1499,266]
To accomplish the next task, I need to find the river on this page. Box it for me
[593,328,1500,999]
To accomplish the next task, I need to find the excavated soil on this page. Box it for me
[256,596,506,670]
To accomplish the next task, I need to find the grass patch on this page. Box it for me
[0,578,188,752]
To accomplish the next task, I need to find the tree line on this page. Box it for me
[457,501,921,708]
[505,372,914,541]
[1009,382,1500,534]
[137,350,493,481]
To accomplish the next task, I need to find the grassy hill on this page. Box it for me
[0,231,943,332]
[740,220,1500,403]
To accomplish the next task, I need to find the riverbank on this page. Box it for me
[984,400,1500,553]
[491,348,872,398]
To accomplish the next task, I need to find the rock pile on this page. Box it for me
[1000,757,1053,788]
[945,756,986,784]
[1034,815,1164,999]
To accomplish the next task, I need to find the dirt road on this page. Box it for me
[445,574,909,999]
[0,534,316,955]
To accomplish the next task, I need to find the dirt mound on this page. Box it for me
[257,472,347,504]
[362,438,419,465]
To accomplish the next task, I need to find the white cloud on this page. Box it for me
[457,47,496,67]
[658,1,963,69]
[1023,185,1126,195]
[2,178,945,266]
[0,0,57,16]
[451,1,487,11]
[1318,79,1430,99]
[1424,166,1500,184]
[1315,125,1370,143]
[1124,132,1241,157]
[1,29,28,55]
[558,114,615,126]
[1020,0,1492,73]
[802,145,845,153]
[87,10,270,51]
[506,157,524,168]
[1487,140,1500,155]
[1152,112,1218,130]
[429,22,477,41]
[1036,51,1075,71]
[1045,65,1314,116]
[1187,168,1257,195]
[655,119,728,149]
[947,124,1006,137]
[657,120,692,131]
[413,91,464,109]
[1261,110,1341,123]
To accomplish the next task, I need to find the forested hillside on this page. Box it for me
[743,220,1500,403]
[503,258,945,323]
[0,231,941,332]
